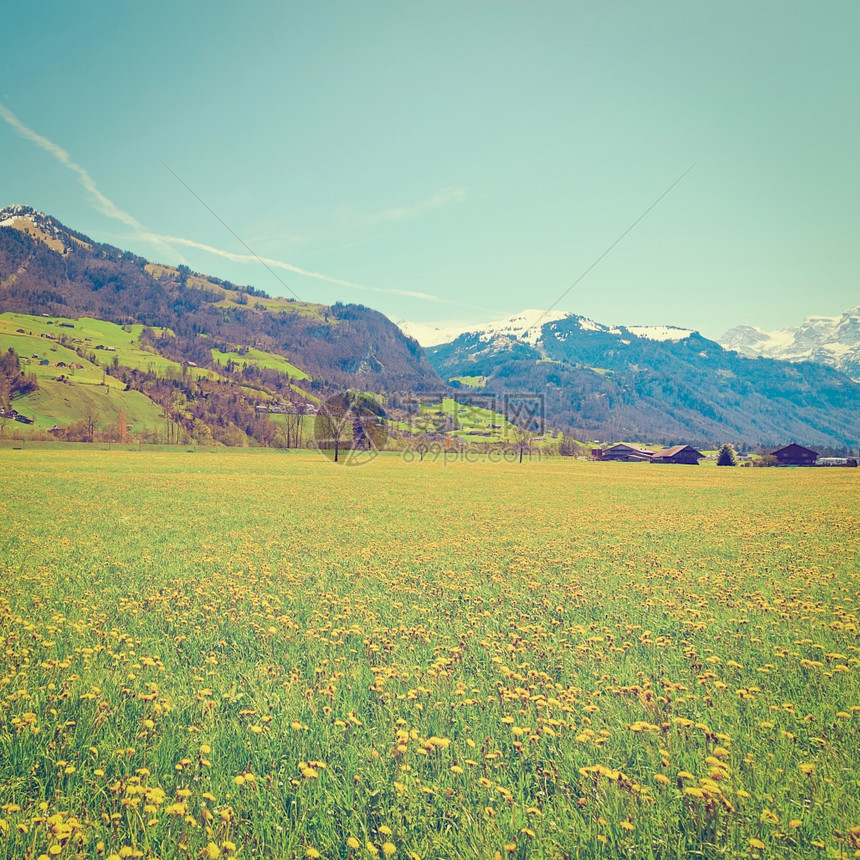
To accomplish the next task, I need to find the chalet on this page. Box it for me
[650,445,704,465]
[602,443,653,462]
[771,443,818,466]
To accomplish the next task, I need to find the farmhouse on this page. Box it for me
[602,443,654,462]
[650,445,703,465]
[771,443,818,466]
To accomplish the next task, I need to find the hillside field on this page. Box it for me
[0,452,858,859]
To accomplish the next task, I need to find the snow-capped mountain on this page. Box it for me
[417,305,860,447]
[398,309,695,348]
[719,307,860,381]
[0,204,91,255]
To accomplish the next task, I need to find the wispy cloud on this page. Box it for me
[336,186,468,231]
[138,233,442,301]
[0,103,145,231]
[0,105,485,311]
[0,103,180,259]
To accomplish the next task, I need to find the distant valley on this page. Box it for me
[2,204,859,451]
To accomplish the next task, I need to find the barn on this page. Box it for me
[602,443,654,462]
[650,445,704,465]
[771,443,819,466]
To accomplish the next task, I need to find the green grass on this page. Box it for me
[415,397,524,442]
[211,346,308,380]
[0,314,232,431]
[0,330,123,389]
[448,375,488,388]
[7,380,165,432]
[145,262,329,320]
[1,453,857,858]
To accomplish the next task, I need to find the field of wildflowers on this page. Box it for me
[0,450,857,859]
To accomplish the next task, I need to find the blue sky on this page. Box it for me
[2,1,858,338]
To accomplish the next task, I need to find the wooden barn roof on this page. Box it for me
[652,445,703,459]
[771,443,819,458]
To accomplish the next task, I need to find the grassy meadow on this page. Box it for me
[0,451,858,859]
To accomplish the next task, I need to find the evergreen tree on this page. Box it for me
[717,443,738,466]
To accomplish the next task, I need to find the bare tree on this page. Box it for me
[512,424,531,463]
[83,404,98,442]
[314,395,352,463]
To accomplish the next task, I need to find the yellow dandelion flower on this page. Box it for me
[760,808,779,825]
[381,844,396,857]
[749,837,765,849]
[347,837,361,850]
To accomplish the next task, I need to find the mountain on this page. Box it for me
[0,205,441,392]
[719,307,860,381]
[397,310,575,348]
[401,309,695,348]
[416,309,860,449]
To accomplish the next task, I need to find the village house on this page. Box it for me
[601,443,654,462]
[650,445,704,465]
[771,443,818,466]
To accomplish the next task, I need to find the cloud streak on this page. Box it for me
[336,186,468,231]
[0,103,145,231]
[1,105,487,312]
[139,232,443,301]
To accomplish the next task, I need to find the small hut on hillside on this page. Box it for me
[771,443,818,466]
[650,445,703,465]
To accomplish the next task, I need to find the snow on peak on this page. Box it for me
[398,310,699,348]
[470,309,572,345]
[0,204,46,227]
[397,309,571,347]
[396,319,467,348]
[625,325,695,342]
[719,306,860,380]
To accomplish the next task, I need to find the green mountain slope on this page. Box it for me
[0,205,441,392]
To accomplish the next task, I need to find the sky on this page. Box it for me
[2,1,858,340]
